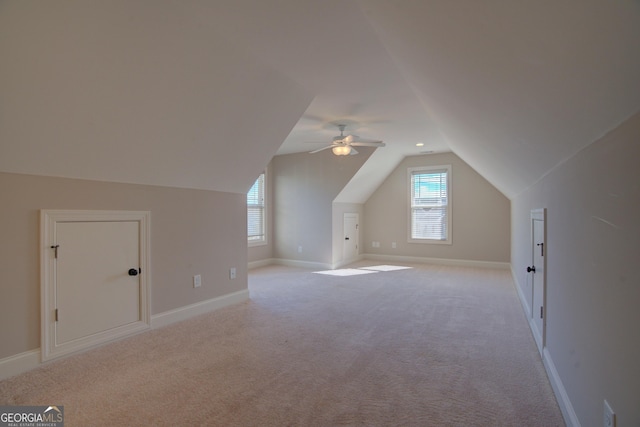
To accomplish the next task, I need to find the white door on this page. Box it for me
[343,213,359,262]
[56,221,140,344]
[529,208,546,354]
[42,210,150,361]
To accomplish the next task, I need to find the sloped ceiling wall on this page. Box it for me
[0,1,312,194]
[2,1,639,200]
[358,0,640,198]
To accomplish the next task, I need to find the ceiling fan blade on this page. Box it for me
[309,145,335,154]
[301,113,327,123]
[306,123,385,155]
[350,141,385,147]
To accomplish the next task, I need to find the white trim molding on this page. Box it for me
[271,258,333,270]
[1,290,250,380]
[543,348,582,427]
[40,209,152,362]
[249,255,509,271]
[364,253,510,270]
[0,350,40,381]
[151,290,249,329]
[248,258,277,270]
[407,164,453,245]
[513,267,580,427]
[332,254,365,270]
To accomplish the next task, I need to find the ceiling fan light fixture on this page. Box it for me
[332,145,351,156]
[309,123,383,155]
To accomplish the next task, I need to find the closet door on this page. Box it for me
[56,220,141,344]
[42,210,150,361]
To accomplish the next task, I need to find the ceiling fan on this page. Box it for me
[308,124,385,156]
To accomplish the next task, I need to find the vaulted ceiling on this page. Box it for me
[1,1,639,200]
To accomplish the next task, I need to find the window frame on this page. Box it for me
[247,171,267,247]
[407,165,452,245]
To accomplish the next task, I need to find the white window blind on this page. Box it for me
[409,166,450,242]
[247,173,265,244]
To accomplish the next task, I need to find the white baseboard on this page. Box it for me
[151,289,250,329]
[1,290,250,380]
[512,267,579,427]
[248,255,509,271]
[543,348,582,427]
[332,254,365,270]
[271,258,332,270]
[249,257,362,271]
[0,349,40,381]
[248,258,276,270]
[363,253,511,270]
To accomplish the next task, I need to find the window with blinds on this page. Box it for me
[408,166,451,244]
[247,173,266,245]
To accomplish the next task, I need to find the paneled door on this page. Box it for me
[41,210,150,361]
[529,208,546,355]
[343,213,359,263]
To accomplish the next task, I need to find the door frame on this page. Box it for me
[40,210,151,361]
[530,208,546,355]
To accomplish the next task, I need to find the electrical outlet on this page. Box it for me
[229,268,236,279]
[297,246,303,253]
[604,400,615,427]
[392,242,397,249]
[193,274,201,288]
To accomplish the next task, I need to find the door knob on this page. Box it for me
[527,266,536,273]
[128,268,139,276]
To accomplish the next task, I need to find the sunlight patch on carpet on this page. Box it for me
[313,269,379,276]
[360,265,413,272]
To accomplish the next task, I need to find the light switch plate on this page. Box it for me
[193,274,201,288]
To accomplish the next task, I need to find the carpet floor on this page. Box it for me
[0,262,565,426]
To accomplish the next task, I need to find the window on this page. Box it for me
[408,165,451,244]
[247,173,266,245]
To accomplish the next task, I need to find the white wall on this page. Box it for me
[271,149,374,266]
[511,112,640,426]
[0,1,311,195]
[0,172,247,360]
[364,152,510,264]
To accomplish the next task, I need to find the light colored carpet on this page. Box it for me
[313,268,378,276]
[359,265,413,272]
[0,262,565,426]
